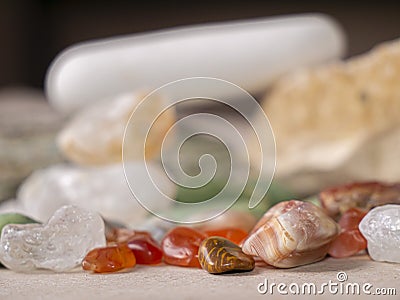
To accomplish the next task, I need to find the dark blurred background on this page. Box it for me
[1,0,400,89]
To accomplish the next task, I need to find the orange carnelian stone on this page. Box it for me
[204,228,248,245]
[161,227,206,268]
[127,235,163,265]
[82,243,136,273]
[338,208,367,229]
[329,208,367,258]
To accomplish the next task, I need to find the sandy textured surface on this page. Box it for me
[0,255,398,300]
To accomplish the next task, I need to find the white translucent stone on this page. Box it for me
[0,205,106,272]
[359,204,400,263]
[17,162,175,226]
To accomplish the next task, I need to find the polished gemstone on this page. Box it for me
[127,236,163,265]
[328,208,367,258]
[161,227,206,268]
[82,243,136,273]
[198,237,255,274]
[242,200,339,268]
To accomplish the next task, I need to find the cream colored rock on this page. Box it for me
[57,91,175,165]
[254,39,400,195]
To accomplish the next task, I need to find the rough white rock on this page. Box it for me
[17,162,176,226]
[0,205,105,272]
[359,204,400,263]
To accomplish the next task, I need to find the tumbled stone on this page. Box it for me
[127,235,163,265]
[57,91,175,165]
[17,162,175,226]
[359,204,400,263]
[0,205,106,272]
[82,243,136,273]
[328,208,367,258]
[105,228,162,265]
[198,237,255,274]
[242,200,339,268]
[162,227,206,268]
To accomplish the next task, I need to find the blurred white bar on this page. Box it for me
[46,13,346,113]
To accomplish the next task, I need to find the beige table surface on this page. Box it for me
[0,255,398,300]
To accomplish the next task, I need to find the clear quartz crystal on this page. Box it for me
[359,204,400,263]
[0,205,106,272]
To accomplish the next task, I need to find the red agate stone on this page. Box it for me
[319,181,400,218]
[204,228,248,245]
[161,227,206,268]
[328,208,367,258]
[82,243,136,273]
[106,228,162,265]
[127,235,163,265]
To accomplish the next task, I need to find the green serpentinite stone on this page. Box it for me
[198,237,255,274]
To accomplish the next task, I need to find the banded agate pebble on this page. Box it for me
[242,200,339,268]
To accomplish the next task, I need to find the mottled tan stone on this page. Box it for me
[254,39,400,194]
[58,91,175,165]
